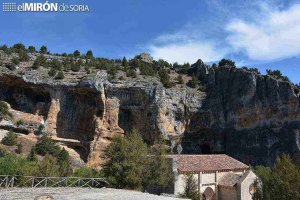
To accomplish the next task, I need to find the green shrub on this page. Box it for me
[266,69,290,82]
[32,60,39,69]
[85,66,90,74]
[27,146,38,161]
[12,43,26,53]
[34,154,60,177]
[73,167,101,178]
[71,64,80,72]
[16,119,24,126]
[35,134,61,157]
[16,143,22,154]
[187,74,198,88]
[126,69,137,78]
[55,71,64,80]
[48,68,57,77]
[0,101,12,120]
[48,58,61,70]
[159,69,173,88]
[18,51,29,62]
[1,130,18,146]
[177,74,184,84]
[118,76,125,80]
[11,57,20,65]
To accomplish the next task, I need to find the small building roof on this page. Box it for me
[168,154,249,173]
[218,170,254,188]
[218,172,241,187]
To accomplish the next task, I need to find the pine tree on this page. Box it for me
[122,57,128,67]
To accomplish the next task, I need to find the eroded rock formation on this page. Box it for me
[0,62,300,167]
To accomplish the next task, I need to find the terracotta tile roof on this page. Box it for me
[218,172,241,187]
[167,154,249,173]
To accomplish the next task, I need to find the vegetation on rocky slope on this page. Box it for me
[0,43,295,90]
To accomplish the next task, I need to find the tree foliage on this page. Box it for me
[0,101,12,120]
[218,58,236,67]
[103,131,174,194]
[103,130,148,190]
[253,154,300,200]
[35,134,61,157]
[40,45,48,54]
[1,130,18,146]
[179,174,200,200]
[266,69,290,82]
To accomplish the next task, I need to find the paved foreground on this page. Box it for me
[0,187,185,200]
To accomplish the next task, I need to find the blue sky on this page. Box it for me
[0,0,300,82]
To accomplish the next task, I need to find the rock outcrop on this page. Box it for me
[0,61,300,167]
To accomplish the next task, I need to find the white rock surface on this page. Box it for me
[0,187,188,200]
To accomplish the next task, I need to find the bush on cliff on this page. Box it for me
[11,57,20,65]
[218,58,236,67]
[187,74,198,88]
[159,69,173,88]
[35,134,61,157]
[266,69,290,82]
[48,68,57,77]
[55,71,64,80]
[1,130,18,146]
[0,101,12,120]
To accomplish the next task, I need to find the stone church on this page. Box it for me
[168,154,258,200]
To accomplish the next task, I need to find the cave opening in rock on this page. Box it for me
[118,108,133,135]
[200,144,211,154]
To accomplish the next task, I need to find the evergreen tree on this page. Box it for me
[218,58,235,67]
[177,74,184,84]
[188,74,198,88]
[40,45,48,54]
[0,101,12,121]
[122,57,128,67]
[57,148,72,176]
[27,147,38,161]
[86,50,94,59]
[28,46,36,52]
[73,50,81,57]
[103,129,148,190]
[1,130,18,146]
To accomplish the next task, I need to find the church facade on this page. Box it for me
[168,154,258,200]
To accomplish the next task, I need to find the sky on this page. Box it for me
[0,0,300,82]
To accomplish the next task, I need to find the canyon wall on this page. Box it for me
[0,64,299,167]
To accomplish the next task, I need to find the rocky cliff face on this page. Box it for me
[0,61,299,167]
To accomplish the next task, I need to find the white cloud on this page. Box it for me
[227,4,300,61]
[149,42,225,64]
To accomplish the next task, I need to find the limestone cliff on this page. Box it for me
[0,61,299,167]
